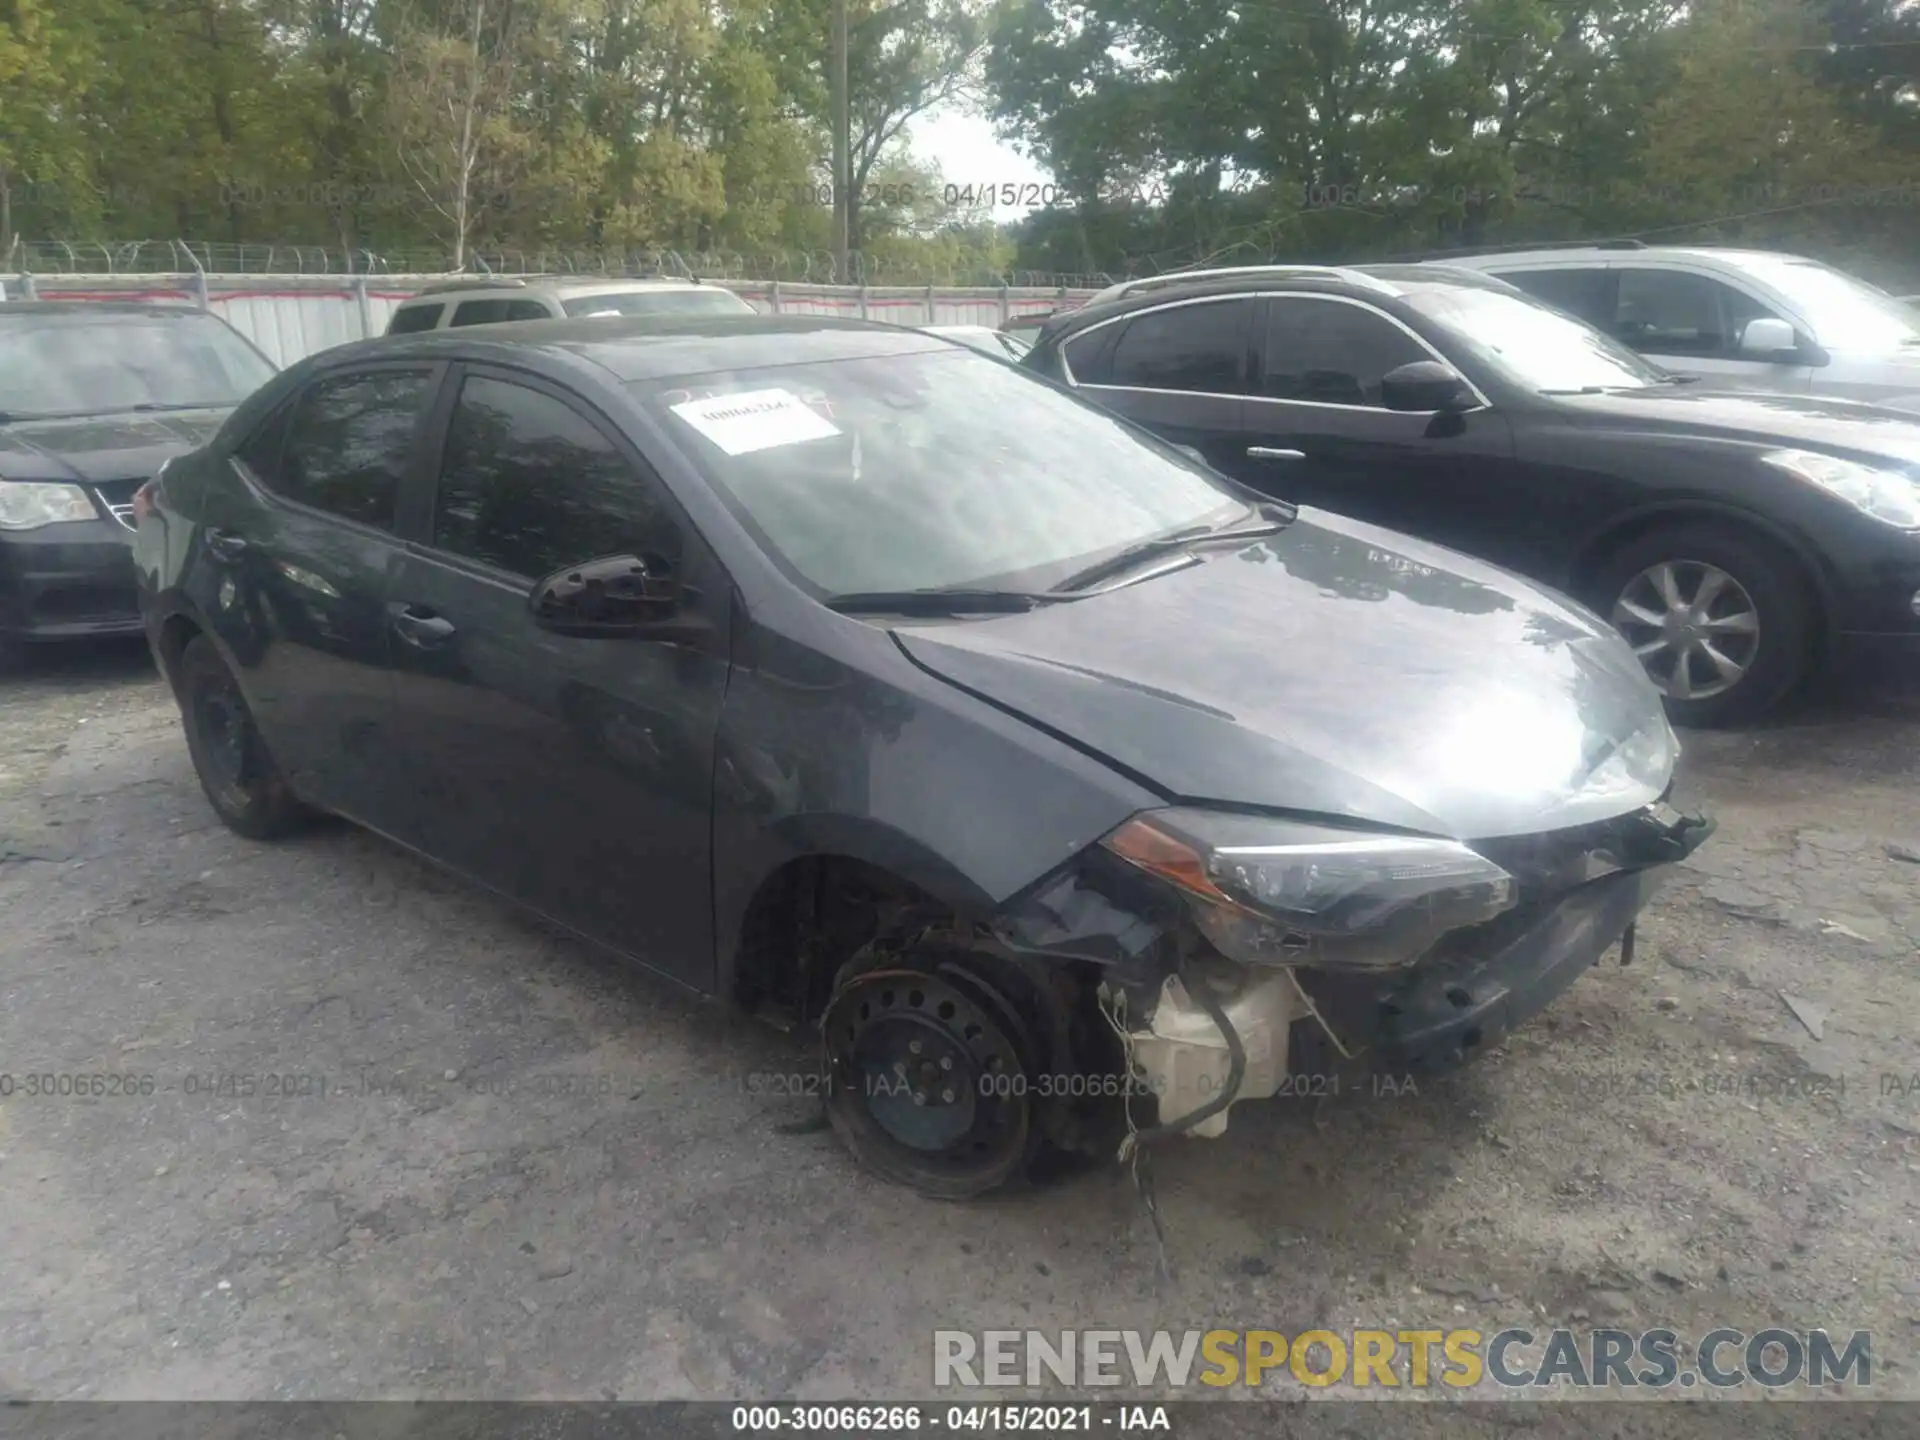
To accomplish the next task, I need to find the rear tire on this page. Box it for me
[175,635,313,840]
[1589,524,1814,728]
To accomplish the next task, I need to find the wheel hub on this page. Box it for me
[822,961,1037,1193]
[1611,559,1761,702]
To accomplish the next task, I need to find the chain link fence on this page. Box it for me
[0,238,1110,292]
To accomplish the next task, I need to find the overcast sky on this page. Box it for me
[908,101,1050,220]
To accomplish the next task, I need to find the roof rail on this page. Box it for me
[1384,237,1649,263]
[414,276,534,296]
[1090,264,1395,303]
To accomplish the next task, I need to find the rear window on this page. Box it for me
[560,289,756,317]
[387,304,444,334]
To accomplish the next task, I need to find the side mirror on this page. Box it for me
[530,553,679,638]
[1739,316,1801,360]
[1380,360,1477,414]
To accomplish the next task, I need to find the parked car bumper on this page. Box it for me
[0,520,144,645]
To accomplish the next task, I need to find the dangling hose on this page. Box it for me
[1121,953,1247,1152]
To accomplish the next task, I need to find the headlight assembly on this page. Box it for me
[1102,808,1518,970]
[1762,449,1920,529]
[0,482,97,531]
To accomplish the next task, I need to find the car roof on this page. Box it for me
[324,313,955,381]
[1035,265,1513,339]
[399,276,716,302]
[1437,245,1814,269]
[0,301,212,320]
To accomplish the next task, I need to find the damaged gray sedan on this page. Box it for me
[135,315,1713,1199]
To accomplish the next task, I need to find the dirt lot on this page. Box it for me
[1,640,1917,1414]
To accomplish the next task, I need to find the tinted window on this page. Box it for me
[1104,300,1252,392]
[1060,322,1122,383]
[1261,298,1429,406]
[1612,270,1781,358]
[433,376,679,580]
[387,304,444,334]
[449,298,551,327]
[1498,268,1611,325]
[235,400,294,480]
[274,370,430,528]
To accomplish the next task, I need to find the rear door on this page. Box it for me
[1065,296,1259,475]
[194,363,440,833]
[382,364,732,988]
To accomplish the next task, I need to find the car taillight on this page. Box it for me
[131,478,159,523]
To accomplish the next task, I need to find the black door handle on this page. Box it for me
[205,527,249,560]
[388,603,456,646]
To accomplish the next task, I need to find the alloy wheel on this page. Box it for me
[1611,559,1761,702]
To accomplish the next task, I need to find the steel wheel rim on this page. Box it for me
[192,678,252,791]
[1611,559,1761,702]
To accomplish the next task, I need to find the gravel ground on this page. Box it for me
[0,640,1916,1421]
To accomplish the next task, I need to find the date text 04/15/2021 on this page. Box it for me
[730,1406,1171,1432]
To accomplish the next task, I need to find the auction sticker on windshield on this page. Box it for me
[670,387,841,455]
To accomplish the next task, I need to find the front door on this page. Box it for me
[383,366,731,989]
[1231,295,1530,568]
[195,363,440,833]
[1609,267,1813,393]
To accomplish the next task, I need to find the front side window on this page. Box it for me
[1260,298,1430,406]
[639,347,1245,598]
[0,312,277,419]
[1612,270,1782,358]
[433,375,680,580]
[1724,254,1920,352]
[272,369,431,529]
[1103,300,1254,393]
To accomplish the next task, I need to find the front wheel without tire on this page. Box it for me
[1590,525,1814,727]
[176,635,313,839]
[820,939,1047,1199]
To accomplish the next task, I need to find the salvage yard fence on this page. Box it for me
[0,250,1101,368]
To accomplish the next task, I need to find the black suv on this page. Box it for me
[1024,265,1920,725]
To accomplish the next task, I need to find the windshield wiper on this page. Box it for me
[825,588,1077,616]
[1049,510,1291,595]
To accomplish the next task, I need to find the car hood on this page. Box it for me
[1555,386,1920,465]
[893,509,1677,841]
[0,408,232,485]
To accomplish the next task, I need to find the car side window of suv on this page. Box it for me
[261,369,431,530]
[1611,269,1783,358]
[432,374,682,581]
[1260,296,1430,407]
[449,298,553,327]
[1101,299,1255,394]
[387,304,445,335]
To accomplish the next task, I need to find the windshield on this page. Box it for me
[1401,285,1669,392]
[1727,255,1920,351]
[0,312,276,417]
[561,289,756,318]
[638,348,1245,597]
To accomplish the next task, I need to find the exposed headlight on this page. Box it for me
[1762,449,1920,528]
[0,482,98,531]
[1102,809,1518,970]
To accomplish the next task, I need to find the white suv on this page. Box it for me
[385,276,756,334]
[1435,245,1920,408]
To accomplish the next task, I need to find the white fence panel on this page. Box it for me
[0,272,1096,365]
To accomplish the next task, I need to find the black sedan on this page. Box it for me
[135,315,1710,1196]
[1024,265,1920,725]
[0,303,278,670]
